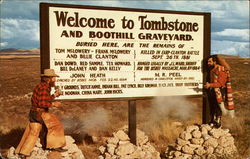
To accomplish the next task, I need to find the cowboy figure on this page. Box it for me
[15,69,67,158]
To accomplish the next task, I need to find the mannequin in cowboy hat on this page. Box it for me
[15,69,66,158]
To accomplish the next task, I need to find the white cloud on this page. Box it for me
[1,18,39,41]
[0,18,39,48]
[213,29,249,41]
[211,40,249,57]
[0,42,8,47]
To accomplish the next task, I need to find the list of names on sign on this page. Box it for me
[48,6,205,99]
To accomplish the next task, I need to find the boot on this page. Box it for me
[214,116,222,128]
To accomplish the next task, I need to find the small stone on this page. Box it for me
[107,137,119,146]
[174,151,182,157]
[201,127,208,135]
[130,147,143,158]
[115,142,135,156]
[202,134,211,140]
[185,125,199,133]
[176,145,182,151]
[209,128,224,139]
[214,146,224,157]
[224,145,237,156]
[98,156,104,159]
[203,137,218,148]
[191,138,204,145]
[201,124,212,131]
[192,130,202,138]
[194,146,206,156]
[99,146,106,154]
[182,153,193,159]
[207,154,217,159]
[177,138,190,146]
[107,144,116,155]
[179,131,192,141]
[205,146,214,155]
[193,155,202,159]
[7,147,17,159]
[65,135,75,144]
[223,129,230,133]
[104,152,112,159]
[182,145,195,155]
[113,130,129,141]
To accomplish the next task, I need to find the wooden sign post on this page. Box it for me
[128,100,136,145]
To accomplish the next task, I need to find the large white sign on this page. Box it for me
[44,4,208,99]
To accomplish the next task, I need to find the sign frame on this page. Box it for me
[40,2,211,101]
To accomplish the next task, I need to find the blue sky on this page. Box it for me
[0,0,249,57]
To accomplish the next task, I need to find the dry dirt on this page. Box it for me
[0,54,249,159]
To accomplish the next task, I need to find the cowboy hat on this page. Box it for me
[41,69,59,77]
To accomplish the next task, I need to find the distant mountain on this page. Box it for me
[0,48,40,54]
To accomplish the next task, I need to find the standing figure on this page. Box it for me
[15,69,66,158]
[205,55,235,128]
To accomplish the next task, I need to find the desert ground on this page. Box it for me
[0,50,249,158]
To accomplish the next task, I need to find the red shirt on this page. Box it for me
[31,82,55,108]
[209,65,228,88]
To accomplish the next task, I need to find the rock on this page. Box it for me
[113,130,129,141]
[104,152,112,159]
[99,146,106,154]
[115,142,135,156]
[177,138,190,146]
[179,131,192,141]
[205,146,214,155]
[209,128,224,139]
[214,146,224,157]
[203,137,218,148]
[193,155,202,159]
[107,137,119,146]
[174,151,182,157]
[107,144,116,155]
[207,154,217,159]
[192,130,202,138]
[223,145,237,156]
[194,147,206,156]
[188,143,201,149]
[201,124,212,131]
[201,127,208,135]
[176,145,182,151]
[7,147,17,159]
[191,138,204,145]
[182,145,195,155]
[130,147,143,158]
[202,134,211,140]
[185,125,199,133]
[165,124,237,159]
[65,136,75,144]
[6,135,85,159]
[99,126,160,159]
[98,156,104,159]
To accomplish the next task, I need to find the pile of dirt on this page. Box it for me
[98,125,160,159]
[165,124,238,159]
